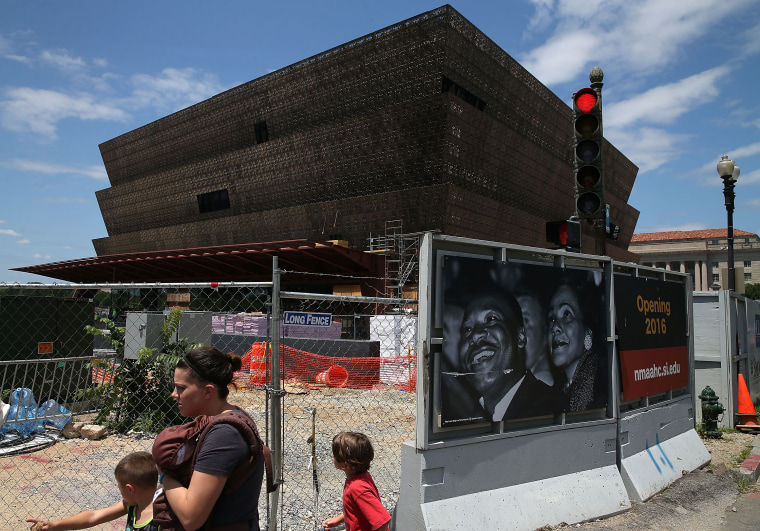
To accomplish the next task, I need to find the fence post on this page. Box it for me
[268,256,282,530]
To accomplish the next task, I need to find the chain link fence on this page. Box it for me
[0,280,417,530]
[274,290,416,530]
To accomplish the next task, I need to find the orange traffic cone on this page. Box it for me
[737,374,758,426]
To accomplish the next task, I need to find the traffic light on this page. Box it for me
[546,219,582,252]
[546,221,568,246]
[573,87,604,219]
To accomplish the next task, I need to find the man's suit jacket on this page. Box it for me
[500,370,568,421]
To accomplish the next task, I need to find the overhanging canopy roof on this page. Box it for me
[12,240,386,287]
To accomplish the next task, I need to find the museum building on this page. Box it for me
[16,5,641,286]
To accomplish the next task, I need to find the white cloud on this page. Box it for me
[731,142,760,159]
[737,168,760,185]
[17,239,30,244]
[0,32,30,63]
[520,31,599,85]
[739,20,760,58]
[2,158,107,180]
[0,68,224,138]
[0,87,130,138]
[32,254,52,259]
[0,229,21,236]
[40,49,86,71]
[5,54,30,64]
[127,68,225,112]
[606,127,689,173]
[525,0,555,34]
[605,66,729,129]
[521,0,752,85]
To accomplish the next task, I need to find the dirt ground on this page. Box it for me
[1,432,153,530]
[2,389,756,531]
[0,385,415,531]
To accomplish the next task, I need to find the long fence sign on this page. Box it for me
[615,275,689,400]
[282,311,333,327]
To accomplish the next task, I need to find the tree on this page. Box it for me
[745,283,760,301]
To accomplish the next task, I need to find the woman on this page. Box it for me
[547,272,607,411]
[162,346,264,530]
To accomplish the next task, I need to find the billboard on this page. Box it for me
[440,255,608,428]
[615,275,689,401]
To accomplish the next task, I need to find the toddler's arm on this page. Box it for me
[26,501,127,530]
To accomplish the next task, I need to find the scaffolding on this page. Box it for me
[369,220,420,299]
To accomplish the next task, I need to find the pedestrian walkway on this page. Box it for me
[719,491,760,529]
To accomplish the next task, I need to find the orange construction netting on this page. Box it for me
[92,342,417,393]
[236,342,417,392]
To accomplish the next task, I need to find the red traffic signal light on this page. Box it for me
[574,88,598,113]
[546,220,582,252]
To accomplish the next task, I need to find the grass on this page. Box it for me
[735,474,755,493]
[734,445,753,467]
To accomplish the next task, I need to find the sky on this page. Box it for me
[1,0,759,283]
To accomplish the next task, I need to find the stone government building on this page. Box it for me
[629,229,760,291]
[92,5,640,263]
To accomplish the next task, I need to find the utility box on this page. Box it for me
[125,313,166,359]
[178,311,213,348]
[0,296,93,403]
[124,311,213,359]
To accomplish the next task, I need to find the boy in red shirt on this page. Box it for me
[322,432,391,531]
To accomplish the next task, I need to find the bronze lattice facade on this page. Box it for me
[94,5,640,261]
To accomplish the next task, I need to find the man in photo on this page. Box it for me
[458,287,566,421]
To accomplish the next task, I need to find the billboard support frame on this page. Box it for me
[397,233,707,530]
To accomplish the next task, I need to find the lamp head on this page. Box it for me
[717,154,735,179]
[731,165,740,182]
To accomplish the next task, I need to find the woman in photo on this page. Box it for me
[547,271,607,411]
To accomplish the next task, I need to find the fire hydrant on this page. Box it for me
[699,386,725,438]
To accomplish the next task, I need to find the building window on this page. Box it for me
[712,262,719,269]
[197,189,230,213]
[442,77,486,111]
[712,274,720,284]
[744,260,752,268]
[254,121,269,144]
[710,240,719,245]
[746,273,752,282]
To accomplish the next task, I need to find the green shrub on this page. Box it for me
[80,310,202,433]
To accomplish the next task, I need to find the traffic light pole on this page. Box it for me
[572,67,607,255]
[590,69,606,257]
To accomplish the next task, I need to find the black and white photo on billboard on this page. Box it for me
[440,255,608,428]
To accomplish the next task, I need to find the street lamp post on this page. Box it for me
[717,155,740,291]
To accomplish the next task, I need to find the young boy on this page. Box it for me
[322,432,391,531]
[26,451,159,531]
